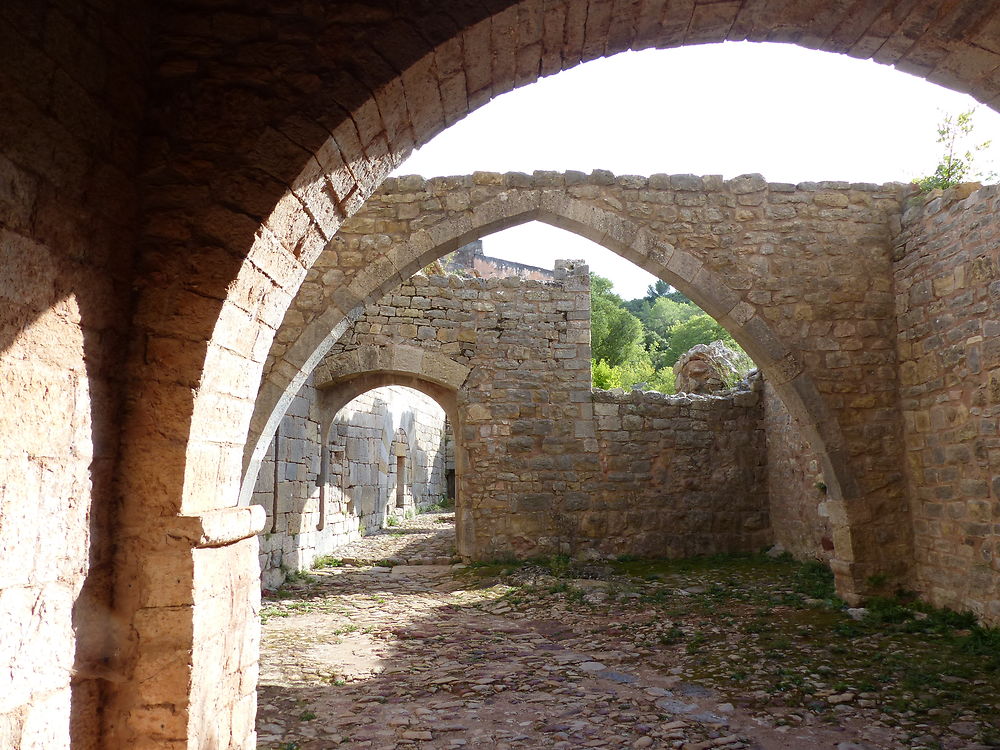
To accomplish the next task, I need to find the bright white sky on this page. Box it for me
[391,42,1000,299]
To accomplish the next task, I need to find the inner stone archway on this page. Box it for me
[251,374,457,588]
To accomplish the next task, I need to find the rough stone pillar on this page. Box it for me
[105,506,264,749]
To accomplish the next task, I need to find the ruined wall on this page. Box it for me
[315,264,772,561]
[894,184,1000,622]
[572,385,768,558]
[268,170,910,601]
[763,382,833,561]
[0,3,148,747]
[253,382,449,589]
[441,240,557,281]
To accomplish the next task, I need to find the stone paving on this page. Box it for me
[257,513,1000,750]
[328,510,460,567]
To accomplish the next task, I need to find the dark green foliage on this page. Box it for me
[660,313,736,367]
[589,273,754,391]
[591,294,646,366]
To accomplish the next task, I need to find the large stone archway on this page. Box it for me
[246,170,909,601]
[121,9,1000,745]
[8,2,1000,748]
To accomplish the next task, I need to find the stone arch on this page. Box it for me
[245,184,868,584]
[241,345,468,503]
[311,351,472,556]
[105,4,1000,746]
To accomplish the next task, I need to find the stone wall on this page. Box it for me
[763,383,833,561]
[894,184,1000,622]
[581,385,768,558]
[0,3,148,747]
[253,382,450,589]
[311,263,772,562]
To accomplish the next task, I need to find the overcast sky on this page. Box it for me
[392,42,1000,299]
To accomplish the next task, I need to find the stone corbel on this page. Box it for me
[162,505,267,548]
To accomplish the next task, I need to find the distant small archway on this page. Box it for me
[311,351,472,556]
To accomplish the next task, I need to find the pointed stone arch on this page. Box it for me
[244,172,904,605]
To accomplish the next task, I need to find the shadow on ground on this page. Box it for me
[258,554,1000,750]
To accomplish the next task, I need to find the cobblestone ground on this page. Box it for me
[325,510,460,568]
[258,513,1000,750]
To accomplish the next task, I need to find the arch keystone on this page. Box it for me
[391,345,424,374]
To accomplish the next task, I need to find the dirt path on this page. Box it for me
[257,514,1000,750]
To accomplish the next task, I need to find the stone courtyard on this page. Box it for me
[258,513,1000,750]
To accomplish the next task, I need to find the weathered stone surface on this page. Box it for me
[674,341,745,395]
[8,2,1000,745]
[894,184,1000,621]
[259,522,1000,750]
[763,383,833,562]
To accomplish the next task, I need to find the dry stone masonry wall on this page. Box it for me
[763,383,834,561]
[0,4,148,747]
[308,264,773,562]
[894,184,1000,622]
[583,384,768,558]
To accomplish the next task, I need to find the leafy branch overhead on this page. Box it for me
[916,109,994,192]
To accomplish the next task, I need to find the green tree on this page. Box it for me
[591,358,625,390]
[589,274,755,394]
[646,296,699,337]
[590,274,646,367]
[591,354,674,392]
[661,313,735,366]
[664,288,692,305]
[916,109,993,192]
[646,365,676,393]
[645,279,672,301]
